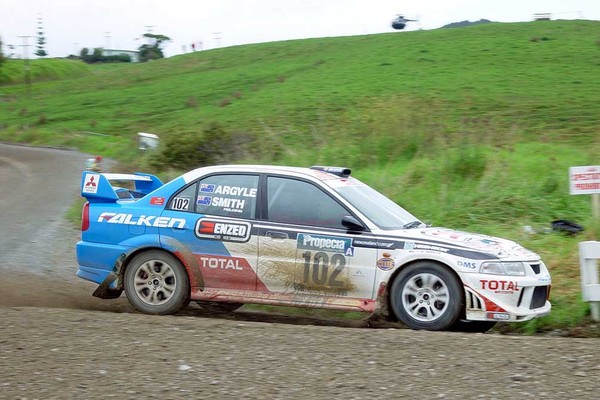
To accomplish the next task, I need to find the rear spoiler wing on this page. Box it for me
[81,172,163,202]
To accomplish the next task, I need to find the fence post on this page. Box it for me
[579,241,600,321]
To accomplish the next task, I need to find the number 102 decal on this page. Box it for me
[171,197,190,211]
[302,251,346,288]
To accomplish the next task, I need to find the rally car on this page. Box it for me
[76,165,551,332]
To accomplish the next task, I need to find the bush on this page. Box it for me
[153,122,255,171]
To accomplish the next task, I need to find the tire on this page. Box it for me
[124,250,190,315]
[390,261,462,331]
[449,319,497,333]
[195,301,244,313]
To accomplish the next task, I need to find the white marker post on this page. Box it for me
[137,132,160,151]
[570,165,600,321]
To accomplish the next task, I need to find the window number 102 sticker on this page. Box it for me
[171,197,190,211]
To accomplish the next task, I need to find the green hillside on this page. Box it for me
[0,58,90,85]
[1,20,599,333]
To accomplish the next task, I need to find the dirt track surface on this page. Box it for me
[1,143,599,399]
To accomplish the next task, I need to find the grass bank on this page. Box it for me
[5,20,600,334]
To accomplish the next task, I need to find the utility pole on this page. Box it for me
[212,32,222,48]
[144,25,155,45]
[17,35,33,96]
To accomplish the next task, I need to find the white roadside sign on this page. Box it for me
[569,165,600,195]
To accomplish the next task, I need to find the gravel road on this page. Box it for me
[0,143,599,399]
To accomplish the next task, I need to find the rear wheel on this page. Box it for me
[124,250,190,315]
[390,262,462,331]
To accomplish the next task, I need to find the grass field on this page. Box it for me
[2,20,600,334]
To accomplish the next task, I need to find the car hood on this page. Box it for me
[387,227,540,260]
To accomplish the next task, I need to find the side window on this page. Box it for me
[196,174,259,219]
[267,177,348,229]
[167,183,197,212]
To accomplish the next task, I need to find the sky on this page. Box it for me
[1,0,598,58]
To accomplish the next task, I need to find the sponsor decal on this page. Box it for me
[351,269,366,278]
[199,256,243,270]
[208,197,246,213]
[402,239,492,259]
[195,218,252,242]
[150,197,165,206]
[98,212,185,228]
[353,239,395,249]
[200,183,216,193]
[297,233,353,254]
[83,174,100,194]
[200,183,257,198]
[213,185,257,198]
[377,257,395,271]
[171,197,190,211]
[457,260,478,269]
[480,280,520,292]
[486,312,510,321]
[197,196,212,206]
[414,243,449,253]
[538,274,551,283]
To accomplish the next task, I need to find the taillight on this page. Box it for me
[82,202,90,231]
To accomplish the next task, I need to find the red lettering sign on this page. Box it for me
[480,280,520,292]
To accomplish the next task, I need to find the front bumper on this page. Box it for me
[461,267,552,322]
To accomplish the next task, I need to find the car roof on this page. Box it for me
[181,164,345,184]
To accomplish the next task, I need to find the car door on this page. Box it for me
[256,175,376,300]
[159,174,261,292]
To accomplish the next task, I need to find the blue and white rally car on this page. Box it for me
[76,165,551,332]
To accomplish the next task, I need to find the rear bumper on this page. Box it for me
[76,241,130,285]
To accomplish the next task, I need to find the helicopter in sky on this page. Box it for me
[391,15,418,30]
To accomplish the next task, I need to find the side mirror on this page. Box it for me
[342,215,366,232]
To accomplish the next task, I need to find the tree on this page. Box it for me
[91,48,103,62]
[35,16,47,57]
[138,33,171,62]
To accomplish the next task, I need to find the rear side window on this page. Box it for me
[195,174,259,219]
[167,183,197,212]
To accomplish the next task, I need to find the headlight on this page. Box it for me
[480,261,526,276]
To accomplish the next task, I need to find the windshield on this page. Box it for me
[327,178,422,230]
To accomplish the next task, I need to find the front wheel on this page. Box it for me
[390,262,462,331]
[124,250,190,315]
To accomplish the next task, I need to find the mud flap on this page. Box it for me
[92,253,126,299]
[92,272,123,299]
